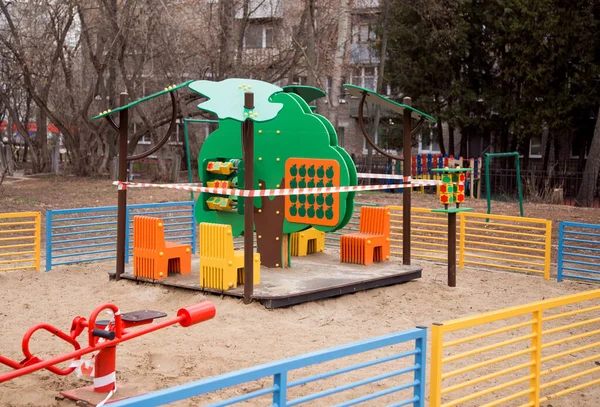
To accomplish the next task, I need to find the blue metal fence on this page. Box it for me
[557,221,600,283]
[46,202,196,271]
[111,327,427,407]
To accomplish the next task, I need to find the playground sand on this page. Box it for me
[1,176,600,405]
[0,259,599,406]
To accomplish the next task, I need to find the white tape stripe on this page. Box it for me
[113,180,441,197]
[96,385,117,407]
[356,173,412,181]
[94,371,116,388]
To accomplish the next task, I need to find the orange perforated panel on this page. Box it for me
[285,158,340,227]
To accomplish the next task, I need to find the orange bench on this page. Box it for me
[133,216,192,280]
[340,207,390,265]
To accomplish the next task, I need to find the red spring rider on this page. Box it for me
[0,301,216,405]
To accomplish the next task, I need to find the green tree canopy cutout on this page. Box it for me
[189,78,284,122]
[188,79,357,267]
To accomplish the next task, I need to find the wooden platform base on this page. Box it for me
[115,252,422,309]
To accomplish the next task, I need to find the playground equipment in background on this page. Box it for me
[182,118,219,201]
[0,211,41,272]
[340,206,391,266]
[96,78,436,303]
[392,154,482,197]
[199,222,260,290]
[431,167,473,287]
[290,227,325,256]
[191,79,357,275]
[133,216,191,280]
[485,152,524,217]
[0,301,216,406]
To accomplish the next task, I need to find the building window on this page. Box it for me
[352,23,376,44]
[168,124,184,145]
[139,134,152,145]
[529,135,542,158]
[354,0,379,8]
[244,23,273,49]
[418,130,440,153]
[350,66,377,90]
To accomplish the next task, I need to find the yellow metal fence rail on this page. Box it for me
[387,207,552,279]
[387,206,452,263]
[430,289,600,407]
[0,212,41,272]
[459,212,552,280]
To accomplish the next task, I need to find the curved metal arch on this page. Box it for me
[357,92,426,161]
[104,91,179,162]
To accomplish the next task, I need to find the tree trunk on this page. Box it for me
[328,0,350,130]
[575,107,600,207]
[366,0,390,174]
[459,125,468,156]
[254,178,287,268]
[448,97,455,155]
[448,124,455,156]
[235,0,250,72]
[305,0,317,87]
[218,0,235,79]
[36,106,48,172]
[437,118,446,156]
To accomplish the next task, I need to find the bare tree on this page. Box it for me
[576,107,600,207]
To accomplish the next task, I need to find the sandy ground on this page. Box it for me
[0,261,599,406]
[0,176,600,406]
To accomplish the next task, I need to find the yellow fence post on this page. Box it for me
[430,323,444,407]
[34,212,41,271]
[530,309,543,406]
[459,212,466,269]
[544,220,552,280]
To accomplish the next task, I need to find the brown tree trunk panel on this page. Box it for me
[254,178,287,268]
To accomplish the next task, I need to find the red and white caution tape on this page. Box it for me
[356,173,411,181]
[113,180,440,196]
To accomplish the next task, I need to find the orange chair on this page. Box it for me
[340,207,390,265]
[133,216,192,280]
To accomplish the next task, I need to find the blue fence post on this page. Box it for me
[557,221,564,282]
[45,210,53,271]
[273,371,288,407]
[125,206,131,264]
[191,201,197,255]
[414,327,427,407]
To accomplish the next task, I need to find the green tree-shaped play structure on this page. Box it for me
[189,78,357,268]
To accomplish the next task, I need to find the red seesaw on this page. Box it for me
[0,301,216,405]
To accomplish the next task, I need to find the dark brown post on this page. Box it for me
[242,92,255,304]
[402,97,412,265]
[448,212,457,287]
[115,92,129,281]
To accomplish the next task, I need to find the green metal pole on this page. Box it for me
[183,119,194,201]
[515,153,524,217]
